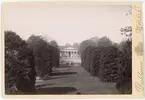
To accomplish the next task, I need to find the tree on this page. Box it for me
[65,43,71,47]
[73,43,79,48]
[120,26,132,41]
[98,45,120,82]
[27,35,52,77]
[120,9,132,41]
[50,40,60,68]
[50,40,59,48]
[90,36,99,44]
[27,35,60,79]
[115,40,132,94]
[5,31,36,94]
[97,36,112,47]
[116,9,132,93]
[78,40,97,56]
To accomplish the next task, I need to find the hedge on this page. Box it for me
[115,41,132,94]
[98,46,120,82]
[79,37,132,94]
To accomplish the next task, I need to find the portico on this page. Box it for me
[60,47,81,63]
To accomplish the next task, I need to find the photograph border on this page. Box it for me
[1,2,144,98]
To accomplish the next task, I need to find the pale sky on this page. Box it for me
[3,4,131,45]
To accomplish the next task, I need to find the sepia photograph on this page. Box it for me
[2,2,136,96]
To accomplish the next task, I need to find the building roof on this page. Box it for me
[64,47,77,50]
[59,46,78,49]
[59,46,78,50]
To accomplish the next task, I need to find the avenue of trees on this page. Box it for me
[5,31,60,94]
[79,30,132,94]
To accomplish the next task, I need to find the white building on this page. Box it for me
[60,47,81,63]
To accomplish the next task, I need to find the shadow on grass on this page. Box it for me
[50,72,77,76]
[36,83,54,88]
[36,87,78,94]
[58,65,71,68]
[39,76,66,81]
[45,76,66,79]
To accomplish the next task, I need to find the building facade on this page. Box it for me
[60,47,81,63]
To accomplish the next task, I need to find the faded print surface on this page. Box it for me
[3,3,133,95]
[4,4,131,45]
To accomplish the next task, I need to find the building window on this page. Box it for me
[69,51,71,56]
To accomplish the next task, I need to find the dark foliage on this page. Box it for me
[27,35,60,79]
[80,36,132,94]
[50,41,60,68]
[98,46,120,82]
[78,39,97,56]
[5,31,36,94]
[115,41,132,94]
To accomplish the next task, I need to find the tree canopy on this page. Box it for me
[5,31,36,94]
[73,43,79,48]
[65,43,71,48]
[50,40,59,48]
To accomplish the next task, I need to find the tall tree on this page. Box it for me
[50,40,59,48]
[97,36,112,47]
[120,26,132,41]
[5,31,36,94]
[50,40,60,68]
[90,36,99,44]
[73,43,79,48]
[65,43,71,47]
[78,40,96,56]
[120,9,132,41]
[27,35,53,78]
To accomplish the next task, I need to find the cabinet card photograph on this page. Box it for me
[1,1,144,98]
